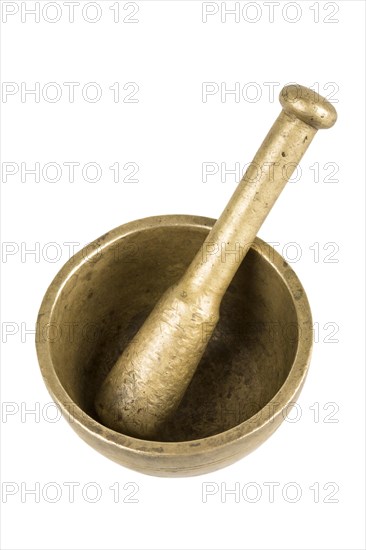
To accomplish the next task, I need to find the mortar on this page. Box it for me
[36,214,312,477]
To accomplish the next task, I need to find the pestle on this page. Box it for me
[95,84,337,439]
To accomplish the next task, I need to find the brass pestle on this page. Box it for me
[94,84,337,439]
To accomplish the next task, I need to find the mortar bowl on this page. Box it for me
[36,215,312,477]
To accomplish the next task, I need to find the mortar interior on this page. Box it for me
[49,222,298,441]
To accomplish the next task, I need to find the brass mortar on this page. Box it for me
[36,215,312,477]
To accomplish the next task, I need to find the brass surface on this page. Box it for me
[94,85,336,438]
[37,216,313,476]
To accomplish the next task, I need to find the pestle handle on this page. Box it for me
[183,84,337,296]
[95,85,337,439]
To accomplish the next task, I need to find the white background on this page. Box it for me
[1,1,365,549]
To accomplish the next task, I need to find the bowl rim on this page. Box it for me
[36,214,313,458]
